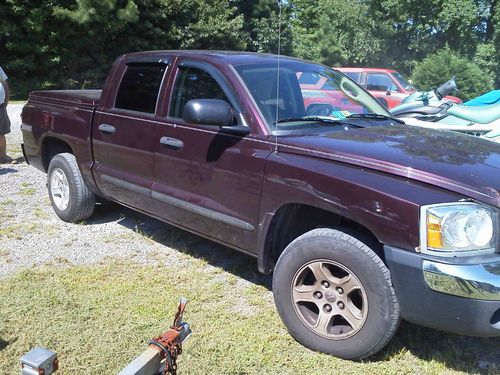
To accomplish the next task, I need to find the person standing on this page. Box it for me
[0,65,12,163]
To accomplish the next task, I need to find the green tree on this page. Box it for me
[474,42,497,83]
[412,47,494,100]
[288,0,321,61]
[0,1,72,96]
[235,0,293,54]
[0,0,248,98]
[2,0,498,99]
[492,1,500,85]
[287,0,494,75]
[366,0,483,71]
[316,0,384,66]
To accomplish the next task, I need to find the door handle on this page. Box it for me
[98,124,116,134]
[160,137,183,150]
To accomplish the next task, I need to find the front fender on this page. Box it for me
[257,152,463,271]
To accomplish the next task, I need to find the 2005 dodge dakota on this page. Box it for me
[21,51,500,359]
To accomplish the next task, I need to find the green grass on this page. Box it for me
[18,187,36,196]
[1,261,498,374]
[0,249,10,263]
[33,207,48,219]
[0,221,51,240]
[6,143,21,154]
[0,199,15,206]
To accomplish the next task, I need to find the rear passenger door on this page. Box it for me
[92,60,168,210]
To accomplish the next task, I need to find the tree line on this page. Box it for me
[0,0,498,100]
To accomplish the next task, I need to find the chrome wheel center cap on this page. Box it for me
[325,291,336,302]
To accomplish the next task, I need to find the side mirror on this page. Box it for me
[182,99,233,127]
[385,90,391,96]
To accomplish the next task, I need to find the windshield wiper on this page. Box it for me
[274,116,345,125]
[346,113,405,124]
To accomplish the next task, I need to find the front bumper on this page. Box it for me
[384,246,500,337]
[423,260,500,301]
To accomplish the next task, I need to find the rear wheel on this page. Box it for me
[47,153,95,222]
[273,228,400,359]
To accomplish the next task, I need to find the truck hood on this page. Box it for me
[277,124,500,208]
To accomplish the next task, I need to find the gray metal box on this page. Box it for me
[20,347,58,375]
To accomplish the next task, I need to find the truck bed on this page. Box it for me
[28,89,102,109]
[21,89,101,177]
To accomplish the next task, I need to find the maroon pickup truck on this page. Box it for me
[21,51,500,360]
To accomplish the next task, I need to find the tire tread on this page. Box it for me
[48,153,95,222]
[274,228,400,359]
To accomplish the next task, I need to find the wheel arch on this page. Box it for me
[41,136,74,172]
[258,203,384,274]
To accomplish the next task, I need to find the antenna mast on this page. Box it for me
[274,0,282,153]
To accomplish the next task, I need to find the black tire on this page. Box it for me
[273,228,400,360]
[47,153,95,222]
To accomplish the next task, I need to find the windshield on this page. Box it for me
[392,72,414,91]
[234,61,391,134]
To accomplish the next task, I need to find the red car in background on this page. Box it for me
[335,67,461,109]
[297,71,363,115]
[335,68,416,109]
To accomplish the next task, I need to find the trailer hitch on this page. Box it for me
[21,297,191,375]
[119,297,191,375]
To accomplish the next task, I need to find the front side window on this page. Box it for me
[169,66,229,118]
[392,71,414,91]
[366,73,395,92]
[234,61,389,133]
[115,63,166,114]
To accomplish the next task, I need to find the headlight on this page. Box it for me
[420,202,497,256]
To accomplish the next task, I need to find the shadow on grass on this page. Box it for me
[0,167,17,175]
[377,322,500,373]
[0,338,8,351]
[87,202,272,290]
[0,156,25,172]
[87,202,499,373]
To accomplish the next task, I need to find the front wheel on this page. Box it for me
[47,153,95,222]
[273,228,400,360]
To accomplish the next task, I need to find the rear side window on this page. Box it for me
[344,72,360,82]
[115,63,167,113]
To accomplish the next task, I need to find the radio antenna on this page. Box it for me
[274,0,282,153]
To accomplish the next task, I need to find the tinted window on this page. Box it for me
[235,62,389,131]
[297,72,337,90]
[344,72,360,82]
[115,63,166,113]
[366,73,394,91]
[392,71,413,90]
[298,72,321,85]
[169,66,229,118]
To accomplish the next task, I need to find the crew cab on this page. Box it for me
[21,51,500,360]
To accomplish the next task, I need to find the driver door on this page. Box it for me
[151,61,271,252]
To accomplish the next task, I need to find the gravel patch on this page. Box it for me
[0,104,262,281]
